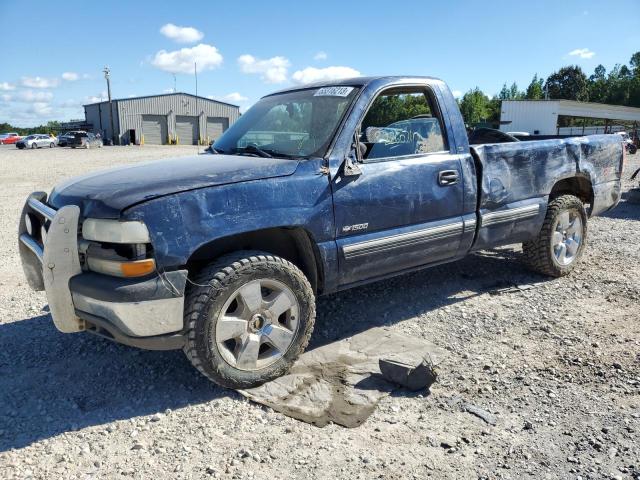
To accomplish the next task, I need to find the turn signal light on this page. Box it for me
[120,259,156,277]
[87,257,156,278]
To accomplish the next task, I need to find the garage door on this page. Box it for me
[176,116,198,145]
[206,117,229,143]
[142,115,167,145]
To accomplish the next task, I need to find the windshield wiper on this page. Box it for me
[240,144,273,158]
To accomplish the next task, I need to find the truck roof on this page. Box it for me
[266,75,443,97]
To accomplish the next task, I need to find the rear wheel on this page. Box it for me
[49,142,54,148]
[183,251,316,389]
[523,194,587,277]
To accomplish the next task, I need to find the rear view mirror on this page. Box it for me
[344,138,364,177]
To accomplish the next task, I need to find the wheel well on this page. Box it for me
[186,227,323,294]
[549,176,594,211]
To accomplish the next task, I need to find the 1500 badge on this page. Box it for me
[342,223,369,233]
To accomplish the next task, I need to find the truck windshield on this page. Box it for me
[212,86,360,159]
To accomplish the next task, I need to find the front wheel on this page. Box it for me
[49,142,54,148]
[31,142,36,149]
[183,251,316,389]
[523,194,587,277]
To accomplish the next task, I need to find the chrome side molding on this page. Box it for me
[480,204,540,227]
[343,221,463,259]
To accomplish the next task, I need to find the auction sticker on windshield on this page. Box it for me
[314,86,354,97]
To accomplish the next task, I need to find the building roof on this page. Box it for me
[83,92,239,109]
[502,99,640,122]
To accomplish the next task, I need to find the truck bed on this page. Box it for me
[469,134,623,251]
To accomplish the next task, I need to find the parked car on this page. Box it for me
[18,76,623,389]
[0,132,21,145]
[15,134,56,149]
[57,132,79,147]
[68,132,103,149]
[615,131,637,154]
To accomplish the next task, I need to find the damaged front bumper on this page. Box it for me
[18,192,187,350]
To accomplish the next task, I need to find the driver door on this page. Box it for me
[331,86,466,286]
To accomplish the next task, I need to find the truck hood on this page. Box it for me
[48,154,300,218]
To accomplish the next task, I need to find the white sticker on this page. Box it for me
[314,86,354,97]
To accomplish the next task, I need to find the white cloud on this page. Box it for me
[15,90,54,102]
[0,82,15,91]
[238,54,290,83]
[28,102,52,116]
[85,91,107,103]
[21,76,60,88]
[1,94,12,102]
[58,99,81,108]
[163,88,176,93]
[223,92,248,103]
[291,66,361,84]
[452,90,462,99]
[160,23,204,43]
[62,72,79,81]
[569,48,595,59]
[314,51,328,61]
[151,43,223,74]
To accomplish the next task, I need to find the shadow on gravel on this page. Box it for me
[0,315,231,452]
[601,190,640,221]
[311,247,546,349]
[0,247,545,451]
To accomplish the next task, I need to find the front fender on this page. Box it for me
[123,159,335,270]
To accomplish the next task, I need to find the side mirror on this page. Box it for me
[343,131,364,177]
[344,147,363,177]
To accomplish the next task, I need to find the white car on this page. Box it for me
[15,134,57,149]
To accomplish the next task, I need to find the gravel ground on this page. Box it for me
[0,144,638,480]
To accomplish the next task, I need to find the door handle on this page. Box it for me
[438,170,459,186]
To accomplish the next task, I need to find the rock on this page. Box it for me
[463,403,497,426]
[379,356,438,391]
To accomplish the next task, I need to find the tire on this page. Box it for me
[49,142,54,148]
[31,142,36,149]
[630,145,638,155]
[523,194,587,277]
[183,251,316,389]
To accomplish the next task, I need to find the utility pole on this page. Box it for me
[195,62,199,149]
[103,66,116,145]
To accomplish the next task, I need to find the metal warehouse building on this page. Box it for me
[500,100,640,136]
[84,93,240,145]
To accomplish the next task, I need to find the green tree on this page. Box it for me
[630,51,640,76]
[525,74,544,99]
[459,88,491,126]
[544,65,589,101]
[588,65,608,103]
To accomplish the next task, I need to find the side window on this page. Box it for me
[360,88,447,160]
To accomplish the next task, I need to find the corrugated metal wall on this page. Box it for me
[499,101,558,135]
[84,93,240,145]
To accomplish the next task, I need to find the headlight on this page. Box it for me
[82,219,155,278]
[82,219,150,243]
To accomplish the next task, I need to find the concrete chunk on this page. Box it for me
[379,355,437,391]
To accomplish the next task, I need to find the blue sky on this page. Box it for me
[1,0,639,126]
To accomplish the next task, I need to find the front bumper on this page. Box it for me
[18,192,188,350]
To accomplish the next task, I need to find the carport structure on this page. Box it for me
[84,93,240,145]
[500,100,640,139]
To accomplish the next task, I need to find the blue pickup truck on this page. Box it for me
[19,76,623,388]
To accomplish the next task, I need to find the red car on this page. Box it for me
[0,133,21,145]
